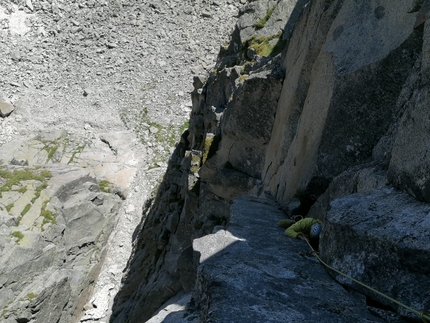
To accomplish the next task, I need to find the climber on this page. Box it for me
[284,217,322,251]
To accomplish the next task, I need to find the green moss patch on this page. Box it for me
[5,203,14,212]
[202,136,214,164]
[41,139,61,162]
[99,180,111,193]
[239,75,249,83]
[180,121,190,135]
[41,200,56,226]
[254,6,276,29]
[244,32,287,58]
[27,292,38,301]
[31,182,48,204]
[11,231,24,242]
[21,204,31,217]
[190,154,201,173]
[68,145,86,164]
[0,168,52,194]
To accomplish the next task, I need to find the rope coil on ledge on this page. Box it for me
[303,239,430,323]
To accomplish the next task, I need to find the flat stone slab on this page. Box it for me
[190,196,384,323]
[0,100,15,118]
[323,187,430,319]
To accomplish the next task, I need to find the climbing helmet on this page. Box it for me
[310,223,322,239]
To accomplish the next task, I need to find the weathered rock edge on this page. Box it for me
[167,196,385,322]
[322,188,430,321]
[113,0,430,321]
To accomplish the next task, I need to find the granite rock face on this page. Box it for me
[111,4,287,321]
[189,196,385,323]
[0,166,121,323]
[114,0,430,322]
[0,130,138,323]
[322,188,430,321]
[262,0,423,203]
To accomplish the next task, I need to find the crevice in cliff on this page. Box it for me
[100,137,117,156]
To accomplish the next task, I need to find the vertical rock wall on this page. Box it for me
[263,0,422,204]
[112,0,430,321]
[110,1,292,321]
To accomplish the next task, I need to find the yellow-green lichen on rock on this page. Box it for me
[254,6,276,29]
[244,32,287,58]
[191,153,201,174]
[98,180,111,193]
[11,231,24,243]
[202,134,215,164]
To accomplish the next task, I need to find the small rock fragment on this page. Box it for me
[0,101,15,118]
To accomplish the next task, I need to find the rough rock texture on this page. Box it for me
[121,0,430,322]
[322,188,430,320]
[3,0,426,321]
[0,0,241,321]
[262,0,422,203]
[387,17,430,203]
[110,3,288,321]
[189,196,385,323]
[0,100,14,117]
[0,164,121,323]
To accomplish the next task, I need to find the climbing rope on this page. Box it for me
[303,238,430,323]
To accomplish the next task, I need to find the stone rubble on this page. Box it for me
[0,0,241,322]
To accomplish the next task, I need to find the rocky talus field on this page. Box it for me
[0,0,239,322]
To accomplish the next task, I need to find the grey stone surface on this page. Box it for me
[388,21,430,202]
[85,0,430,322]
[262,0,422,204]
[189,196,384,323]
[0,162,121,323]
[0,100,14,117]
[322,188,430,321]
[111,2,289,320]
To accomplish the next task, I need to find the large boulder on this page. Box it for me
[321,188,430,321]
[387,19,430,202]
[0,165,121,323]
[0,130,137,323]
[183,196,385,322]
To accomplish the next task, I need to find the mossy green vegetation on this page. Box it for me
[17,187,27,193]
[41,139,61,162]
[99,180,111,193]
[202,135,214,164]
[21,204,31,216]
[190,154,201,173]
[68,145,86,164]
[254,6,276,29]
[0,168,52,218]
[238,75,249,83]
[11,231,24,242]
[179,121,189,135]
[243,32,287,58]
[37,134,83,163]
[31,182,48,204]
[41,200,56,225]
[27,292,38,301]
[5,203,14,212]
[0,167,52,194]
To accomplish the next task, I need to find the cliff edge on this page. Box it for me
[112,0,430,322]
